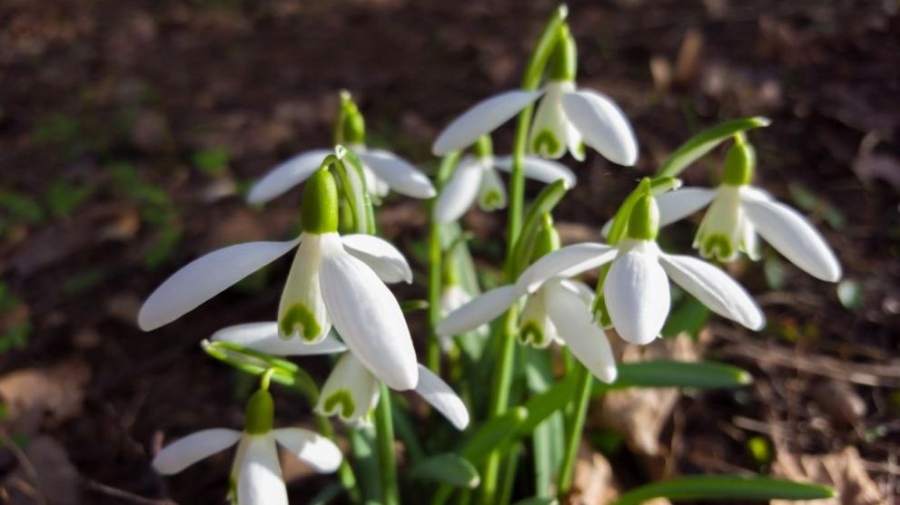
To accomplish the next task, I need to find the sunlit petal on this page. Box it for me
[603,242,669,345]
[342,233,413,284]
[248,149,332,204]
[694,186,743,261]
[434,157,485,223]
[515,243,616,294]
[655,187,716,228]
[433,91,543,155]
[561,89,638,166]
[545,281,617,383]
[494,155,576,189]
[278,235,331,342]
[273,428,343,473]
[741,191,841,282]
[316,353,381,426]
[359,150,436,199]
[139,239,301,331]
[238,435,287,505]
[319,236,418,390]
[211,322,346,356]
[477,166,508,212]
[415,365,470,430]
[659,253,765,330]
[152,428,241,475]
[437,285,517,336]
[519,289,555,348]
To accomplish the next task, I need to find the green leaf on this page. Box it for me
[307,483,345,505]
[509,179,568,278]
[613,475,836,505]
[595,361,752,393]
[517,368,577,435]
[460,407,528,465]
[408,453,480,488]
[45,179,92,219]
[513,498,558,505]
[661,295,710,339]
[0,189,44,225]
[655,117,771,178]
[193,148,230,176]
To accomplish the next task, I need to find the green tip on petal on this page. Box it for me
[518,321,546,347]
[546,24,577,81]
[244,389,274,434]
[722,138,756,186]
[700,233,736,261]
[279,303,323,341]
[302,169,339,234]
[627,194,660,241]
[532,130,562,157]
[474,135,493,158]
[323,390,357,420]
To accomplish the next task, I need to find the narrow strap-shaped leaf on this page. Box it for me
[613,475,836,505]
[655,117,771,178]
[407,453,480,489]
[513,498,558,505]
[517,364,577,435]
[594,360,751,394]
[460,407,528,465]
[508,179,569,279]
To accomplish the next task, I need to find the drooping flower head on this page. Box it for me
[654,136,841,282]
[249,92,435,205]
[432,24,638,166]
[138,157,420,391]
[152,388,342,505]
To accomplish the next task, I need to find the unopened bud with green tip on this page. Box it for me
[546,24,577,82]
[722,135,755,186]
[301,168,339,234]
[244,389,274,435]
[335,91,367,146]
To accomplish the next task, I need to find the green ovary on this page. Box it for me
[532,130,561,156]
[701,233,735,261]
[323,390,356,419]
[279,303,322,341]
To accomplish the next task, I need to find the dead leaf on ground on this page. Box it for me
[564,441,620,505]
[593,335,701,480]
[1,435,79,505]
[852,134,900,190]
[0,361,90,435]
[772,446,887,505]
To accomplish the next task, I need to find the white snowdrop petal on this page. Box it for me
[494,155,576,189]
[435,158,484,223]
[516,243,616,295]
[528,82,572,159]
[603,248,669,345]
[273,428,343,473]
[359,150,436,199]
[741,194,842,282]
[415,365,470,430]
[545,282,617,383]
[342,234,413,284]
[659,253,765,330]
[238,436,287,505]
[558,279,595,306]
[561,90,638,166]
[211,322,346,356]
[476,165,508,212]
[248,149,333,204]
[278,235,331,342]
[316,354,381,426]
[138,239,301,331]
[319,241,418,391]
[433,91,543,155]
[152,429,241,475]
[655,188,717,228]
[437,285,518,336]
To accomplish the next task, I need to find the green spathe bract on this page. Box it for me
[545,24,576,82]
[244,389,274,435]
[302,169,339,234]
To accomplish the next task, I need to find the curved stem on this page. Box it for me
[375,385,399,505]
[556,362,593,498]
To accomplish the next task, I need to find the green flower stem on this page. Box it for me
[481,7,568,504]
[314,415,360,503]
[555,362,593,498]
[374,384,399,505]
[427,152,461,373]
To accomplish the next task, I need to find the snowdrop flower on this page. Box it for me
[139,168,419,391]
[248,94,434,204]
[432,26,637,165]
[438,221,617,383]
[654,140,841,282]
[516,193,765,345]
[211,322,470,430]
[152,389,342,505]
[435,136,575,223]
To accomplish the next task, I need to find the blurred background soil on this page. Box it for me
[0,0,898,503]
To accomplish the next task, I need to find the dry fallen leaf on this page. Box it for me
[564,441,619,505]
[0,361,91,435]
[772,446,887,505]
